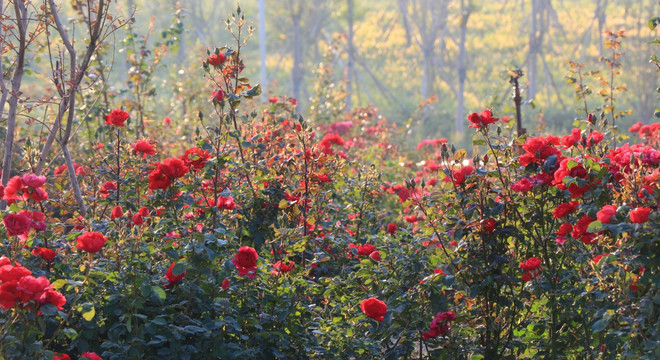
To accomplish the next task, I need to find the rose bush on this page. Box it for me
[0,5,657,360]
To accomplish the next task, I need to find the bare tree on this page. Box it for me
[456,0,472,133]
[345,0,355,111]
[1,0,30,190]
[289,0,305,102]
[259,0,268,99]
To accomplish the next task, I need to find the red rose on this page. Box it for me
[21,174,46,188]
[16,275,51,302]
[221,278,230,290]
[553,201,579,218]
[38,288,66,310]
[452,165,474,186]
[81,353,103,360]
[207,53,226,66]
[556,222,572,236]
[273,260,295,273]
[481,218,497,233]
[212,89,225,102]
[360,297,387,321]
[422,311,456,339]
[181,147,211,171]
[630,207,651,223]
[467,109,499,129]
[32,247,57,261]
[387,223,397,235]
[76,232,107,253]
[520,257,542,282]
[53,354,71,360]
[132,139,156,157]
[111,206,123,220]
[132,213,145,226]
[160,158,188,179]
[268,96,278,103]
[0,282,18,309]
[350,243,376,256]
[165,262,185,284]
[511,178,534,193]
[596,205,617,224]
[233,246,258,279]
[99,181,117,198]
[148,168,172,190]
[105,109,129,127]
[369,251,382,262]
[163,116,172,125]
[3,213,32,237]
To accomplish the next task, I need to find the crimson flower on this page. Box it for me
[361,297,387,321]
[105,109,129,127]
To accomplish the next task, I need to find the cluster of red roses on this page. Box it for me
[2,173,48,204]
[348,243,381,262]
[3,209,47,239]
[0,256,66,312]
[54,351,103,360]
[422,311,457,339]
[520,257,543,282]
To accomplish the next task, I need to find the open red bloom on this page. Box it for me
[361,297,387,321]
[3,213,32,237]
[53,354,71,360]
[273,260,295,273]
[422,311,456,339]
[630,207,651,223]
[132,139,156,157]
[369,251,382,262]
[221,278,230,290]
[596,205,617,224]
[511,177,534,193]
[467,109,499,129]
[520,257,542,282]
[233,246,258,279]
[111,205,123,220]
[350,243,376,256]
[387,223,397,235]
[553,201,579,218]
[32,247,57,261]
[81,353,103,360]
[207,52,226,66]
[99,181,117,198]
[105,109,129,127]
[76,232,107,253]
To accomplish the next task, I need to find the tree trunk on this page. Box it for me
[346,0,355,111]
[1,0,28,189]
[259,0,268,99]
[527,0,539,101]
[456,0,470,133]
[291,4,304,104]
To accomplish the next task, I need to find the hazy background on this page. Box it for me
[88,0,660,145]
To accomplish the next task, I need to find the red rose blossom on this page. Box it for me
[596,205,617,224]
[233,246,258,279]
[3,213,32,237]
[105,109,129,127]
[81,353,103,360]
[387,223,397,235]
[32,247,57,261]
[630,207,651,223]
[76,232,107,253]
[360,297,387,321]
[132,139,156,157]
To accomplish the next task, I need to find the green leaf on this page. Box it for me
[587,221,603,233]
[153,286,166,301]
[592,318,608,332]
[172,262,185,276]
[40,303,58,316]
[82,307,95,321]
